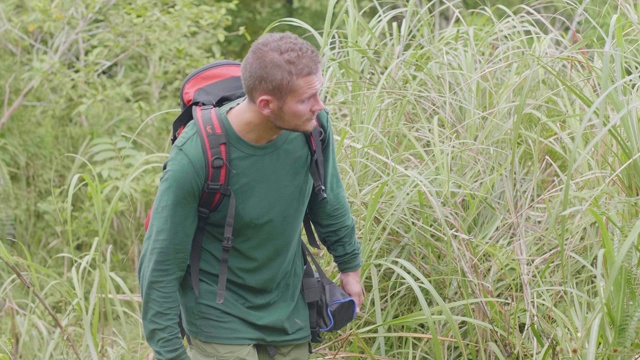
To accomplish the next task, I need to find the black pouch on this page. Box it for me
[302,243,357,343]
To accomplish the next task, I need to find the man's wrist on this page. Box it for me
[336,256,362,273]
[340,268,361,276]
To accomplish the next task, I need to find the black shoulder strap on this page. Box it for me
[306,125,326,201]
[302,123,328,341]
[304,122,327,250]
[301,241,331,343]
[303,213,320,250]
[191,105,235,302]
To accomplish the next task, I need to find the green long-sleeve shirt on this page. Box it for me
[138,100,362,360]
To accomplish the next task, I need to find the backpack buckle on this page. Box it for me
[205,182,231,196]
[204,182,222,192]
[314,184,327,201]
[310,328,323,343]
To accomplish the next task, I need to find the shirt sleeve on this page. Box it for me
[138,132,202,360]
[307,110,362,273]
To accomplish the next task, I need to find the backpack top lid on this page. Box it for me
[171,60,244,143]
[180,60,244,110]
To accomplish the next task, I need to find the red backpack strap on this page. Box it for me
[195,105,230,212]
[190,105,236,302]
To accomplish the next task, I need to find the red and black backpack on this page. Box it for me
[145,60,327,303]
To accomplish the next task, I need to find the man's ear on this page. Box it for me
[256,95,278,117]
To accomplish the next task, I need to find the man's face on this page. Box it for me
[269,73,324,133]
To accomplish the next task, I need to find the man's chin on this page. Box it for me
[292,122,316,134]
[277,119,316,133]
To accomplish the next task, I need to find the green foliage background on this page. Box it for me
[2,0,640,359]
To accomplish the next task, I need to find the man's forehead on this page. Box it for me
[295,74,324,92]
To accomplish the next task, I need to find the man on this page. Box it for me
[138,32,363,360]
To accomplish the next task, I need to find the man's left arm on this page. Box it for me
[307,110,364,310]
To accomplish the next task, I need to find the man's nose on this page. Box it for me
[311,95,324,112]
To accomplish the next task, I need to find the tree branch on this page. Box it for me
[0,77,39,130]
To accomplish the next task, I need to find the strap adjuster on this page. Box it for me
[222,235,233,249]
[197,207,209,218]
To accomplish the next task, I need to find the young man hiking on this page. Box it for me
[138,32,364,360]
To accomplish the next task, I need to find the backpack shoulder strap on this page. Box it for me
[301,241,324,343]
[190,105,236,301]
[304,119,327,250]
[306,124,326,201]
[195,105,230,213]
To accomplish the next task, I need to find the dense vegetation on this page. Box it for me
[2,0,640,359]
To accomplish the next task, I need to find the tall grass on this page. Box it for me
[2,0,640,358]
[0,137,161,359]
[273,0,640,358]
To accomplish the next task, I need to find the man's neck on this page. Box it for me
[226,99,281,145]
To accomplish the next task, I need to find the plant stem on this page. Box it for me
[2,259,82,360]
